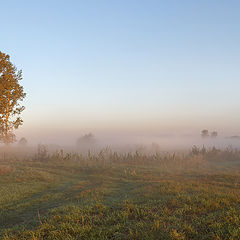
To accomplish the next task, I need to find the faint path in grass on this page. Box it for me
[2,164,240,238]
[0,172,103,233]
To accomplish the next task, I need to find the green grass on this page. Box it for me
[1,147,240,239]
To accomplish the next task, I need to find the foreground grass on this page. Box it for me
[1,148,240,239]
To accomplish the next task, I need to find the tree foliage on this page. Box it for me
[0,51,26,144]
[76,133,96,147]
[201,129,209,138]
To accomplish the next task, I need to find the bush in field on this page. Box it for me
[37,144,48,161]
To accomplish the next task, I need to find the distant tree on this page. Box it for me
[0,51,26,145]
[76,133,96,147]
[211,131,218,138]
[18,137,28,146]
[201,129,209,138]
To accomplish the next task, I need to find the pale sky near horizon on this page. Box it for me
[1,0,240,143]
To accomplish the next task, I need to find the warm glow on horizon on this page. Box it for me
[1,0,240,144]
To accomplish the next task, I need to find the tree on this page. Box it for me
[211,131,218,138]
[201,129,209,138]
[76,133,96,148]
[18,137,28,146]
[0,51,26,145]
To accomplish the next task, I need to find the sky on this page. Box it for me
[1,0,240,143]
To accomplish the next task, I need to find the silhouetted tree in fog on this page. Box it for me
[201,129,209,138]
[76,133,96,149]
[211,131,218,138]
[18,137,28,146]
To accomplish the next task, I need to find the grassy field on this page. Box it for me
[1,147,240,239]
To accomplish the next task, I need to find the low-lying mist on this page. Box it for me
[1,133,240,161]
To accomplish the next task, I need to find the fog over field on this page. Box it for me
[1,1,240,239]
[1,132,240,158]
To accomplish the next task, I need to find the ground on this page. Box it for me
[1,148,240,239]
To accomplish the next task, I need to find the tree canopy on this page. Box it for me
[0,51,26,144]
[201,129,209,138]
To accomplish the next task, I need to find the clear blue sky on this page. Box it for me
[1,0,240,142]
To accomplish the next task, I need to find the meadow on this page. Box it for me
[1,146,240,240]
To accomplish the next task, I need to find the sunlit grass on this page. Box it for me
[1,147,240,239]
